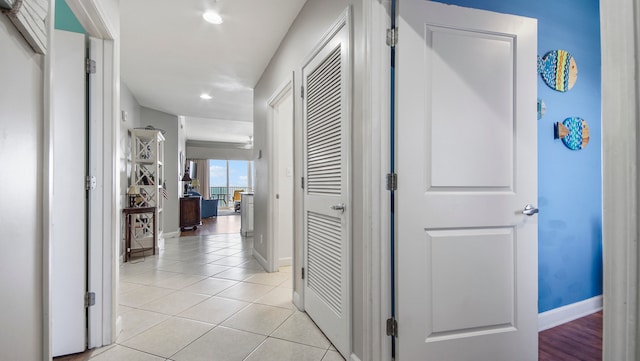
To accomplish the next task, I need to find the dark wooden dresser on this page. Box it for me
[180,196,201,231]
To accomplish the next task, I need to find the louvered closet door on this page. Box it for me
[302,20,350,358]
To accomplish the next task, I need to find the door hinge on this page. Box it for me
[85,292,96,308]
[86,58,96,74]
[386,28,398,47]
[301,85,305,98]
[386,317,398,337]
[301,177,305,189]
[386,173,397,191]
[301,267,305,280]
[86,175,96,191]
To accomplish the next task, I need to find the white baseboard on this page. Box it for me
[279,257,293,267]
[157,233,165,250]
[115,315,122,340]
[350,353,362,361]
[253,248,269,272]
[538,295,603,331]
[164,230,180,239]
[293,291,304,311]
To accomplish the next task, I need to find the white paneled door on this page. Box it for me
[397,2,538,360]
[52,29,87,357]
[302,13,351,358]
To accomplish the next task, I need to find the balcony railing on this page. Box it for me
[209,186,251,207]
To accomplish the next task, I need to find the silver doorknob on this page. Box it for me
[331,203,346,214]
[522,204,539,216]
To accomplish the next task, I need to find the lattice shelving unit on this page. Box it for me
[129,129,165,251]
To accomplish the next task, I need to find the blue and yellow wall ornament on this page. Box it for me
[555,117,590,150]
[538,50,578,92]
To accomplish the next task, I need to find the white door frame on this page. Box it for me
[361,0,391,360]
[44,1,121,357]
[266,74,294,273]
[600,0,640,360]
[43,2,55,359]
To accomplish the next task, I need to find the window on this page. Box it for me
[209,159,254,207]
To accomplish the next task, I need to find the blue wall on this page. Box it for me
[435,0,602,313]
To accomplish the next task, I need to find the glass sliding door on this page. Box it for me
[209,160,228,205]
[209,159,254,208]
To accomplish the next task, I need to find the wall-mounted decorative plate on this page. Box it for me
[537,98,546,120]
[538,50,578,92]
[555,117,589,150]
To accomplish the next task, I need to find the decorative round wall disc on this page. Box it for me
[538,50,578,92]
[537,98,546,120]
[555,117,590,150]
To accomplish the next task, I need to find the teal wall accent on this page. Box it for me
[54,0,85,33]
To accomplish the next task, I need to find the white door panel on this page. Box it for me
[397,2,537,360]
[268,80,294,272]
[87,35,104,349]
[276,91,294,267]
[303,14,351,358]
[52,29,87,357]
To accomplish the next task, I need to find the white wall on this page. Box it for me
[253,0,366,357]
[0,15,44,361]
[119,82,141,203]
[140,107,180,235]
[119,81,142,257]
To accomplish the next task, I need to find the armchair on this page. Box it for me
[232,189,244,213]
[186,191,219,218]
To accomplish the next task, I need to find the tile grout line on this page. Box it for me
[113,230,340,360]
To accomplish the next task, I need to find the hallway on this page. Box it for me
[91,217,343,360]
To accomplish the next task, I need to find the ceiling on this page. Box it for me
[120,0,307,141]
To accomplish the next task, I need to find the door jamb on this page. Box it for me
[266,74,294,274]
[362,0,391,360]
[43,1,55,358]
[601,0,640,359]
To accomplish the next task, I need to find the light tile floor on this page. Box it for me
[90,233,344,361]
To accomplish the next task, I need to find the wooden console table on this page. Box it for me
[123,206,156,262]
[180,196,202,231]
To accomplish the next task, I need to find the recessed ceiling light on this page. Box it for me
[200,93,212,100]
[203,11,223,24]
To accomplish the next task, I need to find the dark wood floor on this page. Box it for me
[539,311,602,361]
